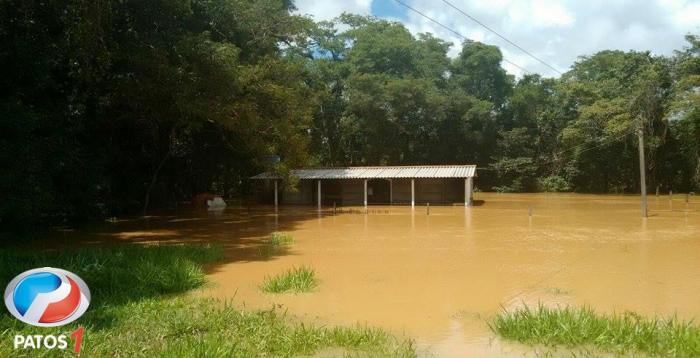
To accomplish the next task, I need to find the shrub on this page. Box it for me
[537,175,571,192]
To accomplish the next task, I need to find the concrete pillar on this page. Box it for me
[465,177,473,206]
[317,180,321,210]
[363,179,368,207]
[464,178,467,206]
[274,180,278,208]
[411,179,415,207]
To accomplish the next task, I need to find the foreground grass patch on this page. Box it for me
[1,297,415,357]
[0,243,224,304]
[0,244,414,357]
[261,266,318,293]
[491,304,700,356]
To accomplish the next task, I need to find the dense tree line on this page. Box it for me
[1,1,698,227]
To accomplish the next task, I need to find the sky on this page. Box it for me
[293,0,700,77]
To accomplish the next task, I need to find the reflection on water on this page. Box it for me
[23,193,700,356]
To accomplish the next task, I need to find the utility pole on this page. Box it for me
[637,123,648,218]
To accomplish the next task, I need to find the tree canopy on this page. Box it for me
[1,1,698,227]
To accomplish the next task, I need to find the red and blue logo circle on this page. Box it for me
[4,268,90,327]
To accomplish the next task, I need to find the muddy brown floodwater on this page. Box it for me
[38,193,700,356]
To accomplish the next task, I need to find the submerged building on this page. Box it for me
[251,165,476,207]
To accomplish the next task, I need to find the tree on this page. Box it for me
[668,35,700,191]
[0,0,313,227]
[451,41,513,109]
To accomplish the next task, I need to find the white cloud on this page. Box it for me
[293,0,372,21]
[294,0,700,78]
[530,0,575,28]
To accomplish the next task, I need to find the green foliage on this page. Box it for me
[451,41,514,108]
[269,232,295,246]
[0,244,223,303]
[490,157,537,192]
[260,232,295,258]
[1,297,416,357]
[0,0,313,227]
[1,0,698,228]
[261,266,318,294]
[492,304,700,357]
[537,176,571,192]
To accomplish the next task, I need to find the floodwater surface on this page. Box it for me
[40,193,700,356]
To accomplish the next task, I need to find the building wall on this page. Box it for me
[392,179,412,204]
[272,178,469,205]
[340,180,364,205]
[418,178,464,204]
[282,180,313,204]
[388,179,465,204]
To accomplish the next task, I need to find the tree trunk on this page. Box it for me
[142,128,176,216]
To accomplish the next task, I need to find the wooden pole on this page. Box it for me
[638,126,648,218]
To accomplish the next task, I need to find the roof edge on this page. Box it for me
[251,165,477,180]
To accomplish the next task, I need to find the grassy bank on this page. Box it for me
[491,304,700,356]
[0,244,414,357]
[0,244,224,304]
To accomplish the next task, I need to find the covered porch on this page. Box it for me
[252,165,476,208]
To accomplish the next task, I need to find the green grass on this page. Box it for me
[491,304,700,357]
[1,296,415,357]
[0,244,414,357]
[0,243,224,304]
[260,232,295,258]
[269,232,294,246]
[261,266,318,293]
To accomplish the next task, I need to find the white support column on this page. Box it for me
[317,180,321,210]
[363,179,368,207]
[389,179,393,205]
[274,180,278,208]
[411,179,415,207]
[465,177,473,207]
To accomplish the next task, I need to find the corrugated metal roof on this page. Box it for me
[251,165,476,179]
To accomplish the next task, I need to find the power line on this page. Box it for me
[475,127,638,172]
[392,0,531,74]
[441,0,563,76]
[554,126,638,157]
